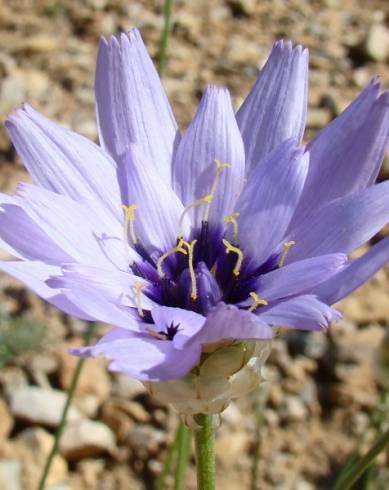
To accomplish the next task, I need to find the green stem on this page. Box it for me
[193,414,215,490]
[333,428,389,490]
[174,422,192,490]
[155,423,181,490]
[37,322,97,490]
[157,0,174,76]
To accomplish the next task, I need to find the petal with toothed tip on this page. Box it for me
[237,40,308,175]
[95,29,179,183]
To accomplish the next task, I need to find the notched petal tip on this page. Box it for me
[4,102,30,127]
[104,28,143,49]
[203,84,231,99]
[272,39,308,56]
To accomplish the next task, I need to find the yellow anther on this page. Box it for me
[156,238,188,279]
[182,239,198,300]
[278,240,296,267]
[248,292,268,313]
[222,238,244,277]
[121,203,138,245]
[177,194,213,238]
[145,328,167,340]
[133,281,147,318]
[203,159,231,222]
[223,212,240,244]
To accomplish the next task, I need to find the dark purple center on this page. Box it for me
[130,221,279,321]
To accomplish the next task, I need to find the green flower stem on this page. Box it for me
[155,423,181,490]
[174,422,192,490]
[37,322,97,490]
[193,414,216,490]
[333,428,389,490]
[157,0,174,76]
[155,421,191,490]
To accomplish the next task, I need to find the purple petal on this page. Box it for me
[46,276,142,331]
[315,236,389,304]
[150,306,206,349]
[245,253,347,303]
[0,199,73,264]
[80,334,201,382]
[0,193,25,259]
[5,104,121,223]
[13,183,129,268]
[236,140,309,266]
[95,30,179,183]
[0,260,93,320]
[286,181,389,262]
[70,327,136,358]
[49,263,155,311]
[236,41,308,174]
[172,86,245,229]
[118,145,188,254]
[193,303,273,345]
[258,295,341,331]
[292,83,389,226]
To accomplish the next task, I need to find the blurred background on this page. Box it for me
[0,1,388,489]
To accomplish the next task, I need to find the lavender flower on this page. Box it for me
[1,31,389,409]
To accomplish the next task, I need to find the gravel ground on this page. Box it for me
[0,1,388,489]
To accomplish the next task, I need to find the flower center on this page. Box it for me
[121,159,296,322]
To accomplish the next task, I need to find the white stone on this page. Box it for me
[60,420,116,460]
[9,386,82,427]
[365,24,389,61]
[0,460,21,490]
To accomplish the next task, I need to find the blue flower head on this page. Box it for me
[2,31,389,392]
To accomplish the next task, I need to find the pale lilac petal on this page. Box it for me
[81,335,201,381]
[14,183,130,269]
[0,193,24,258]
[241,253,347,303]
[292,84,389,226]
[0,260,93,320]
[118,146,188,254]
[236,140,309,266]
[315,236,389,304]
[70,327,135,358]
[0,201,72,264]
[258,295,341,331]
[172,86,245,229]
[236,41,308,174]
[51,263,156,311]
[286,181,389,262]
[95,30,179,183]
[150,306,206,349]
[46,276,142,331]
[5,104,121,223]
[193,303,273,345]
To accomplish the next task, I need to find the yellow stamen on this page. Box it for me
[203,159,231,222]
[278,240,296,267]
[177,194,213,238]
[156,238,188,279]
[248,292,268,313]
[222,238,244,277]
[210,262,218,276]
[145,328,166,340]
[133,281,147,318]
[121,203,138,245]
[182,239,198,300]
[224,211,240,244]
